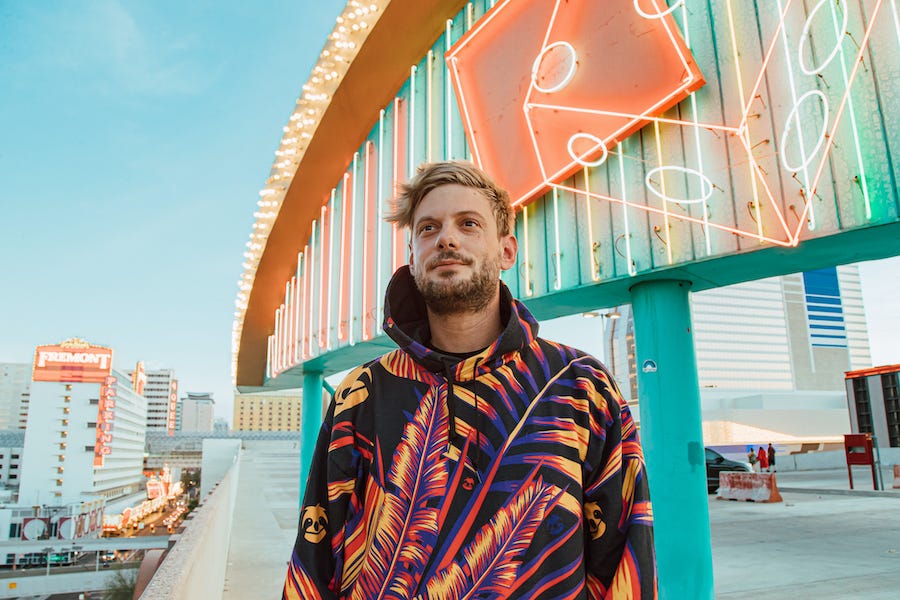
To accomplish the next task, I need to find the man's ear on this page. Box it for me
[407,241,416,274]
[499,234,518,271]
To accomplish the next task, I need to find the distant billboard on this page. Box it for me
[132,360,146,395]
[33,339,113,383]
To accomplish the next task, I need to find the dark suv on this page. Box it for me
[705,447,750,493]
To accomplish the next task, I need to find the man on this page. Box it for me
[284,161,656,599]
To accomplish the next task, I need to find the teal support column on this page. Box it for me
[630,280,713,599]
[300,370,325,504]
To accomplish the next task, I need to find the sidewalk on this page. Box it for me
[224,447,900,599]
[711,468,900,599]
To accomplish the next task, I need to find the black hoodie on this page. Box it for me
[284,266,656,599]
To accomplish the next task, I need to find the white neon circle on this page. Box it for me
[779,89,830,173]
[531,41,578,94]
[645,166,714,205]
[633,0,684,20]
[798,0,849,75]
[567,133,610,167]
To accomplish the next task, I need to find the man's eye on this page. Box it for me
[419,224,435,233]
[463,220,478,227]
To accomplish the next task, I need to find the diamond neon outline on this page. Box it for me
[448,0,886,249]
[534,0,886,248]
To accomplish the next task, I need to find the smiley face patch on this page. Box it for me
[302,504,328,543]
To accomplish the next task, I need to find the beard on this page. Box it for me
[413,251,501,316]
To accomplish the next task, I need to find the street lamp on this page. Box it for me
[41,546,53,576]
[582,308,623,371]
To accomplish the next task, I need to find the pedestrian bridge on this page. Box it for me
[0,537,163,599]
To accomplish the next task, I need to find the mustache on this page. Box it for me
[426,251,473,269]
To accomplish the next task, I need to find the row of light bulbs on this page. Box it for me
[231,1,388,382]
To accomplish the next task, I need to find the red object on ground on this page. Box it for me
[717,472,783,503]
[893,465,899,489]
[843,433,878,490]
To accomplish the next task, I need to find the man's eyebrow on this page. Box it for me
[415,210,484,225]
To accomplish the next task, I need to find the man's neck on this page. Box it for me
[426,294,503,354]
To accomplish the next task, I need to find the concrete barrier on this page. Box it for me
[717,472,783,503]
[894,465,900,489]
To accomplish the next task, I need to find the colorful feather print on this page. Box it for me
[416,476,563,599]
[284,554,323,600]
[350,385,450,599]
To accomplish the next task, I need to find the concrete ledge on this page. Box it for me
[717,472,783,502]
[776,447,900,471]
[139,459,240,600]
[777,486,900,498]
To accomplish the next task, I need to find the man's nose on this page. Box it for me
[436,226,458,249]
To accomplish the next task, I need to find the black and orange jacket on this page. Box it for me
[284,266,656,599]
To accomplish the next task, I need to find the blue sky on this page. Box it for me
[1,1,898,424]
[0,0,345,420]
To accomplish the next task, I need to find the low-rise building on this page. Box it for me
[233,390,301,431]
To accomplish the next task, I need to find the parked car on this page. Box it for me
[705,447,750,493]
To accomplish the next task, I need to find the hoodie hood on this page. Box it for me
[382,266,539,376]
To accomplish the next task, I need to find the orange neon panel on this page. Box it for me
[392,97,408,271]
[447,0,705,207]
[319,204,330,348]
[363,142,377,340]
[339,174,352,341]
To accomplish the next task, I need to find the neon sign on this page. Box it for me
[447,0,705,208]
[94,375,117,467]
[33,339,113,383]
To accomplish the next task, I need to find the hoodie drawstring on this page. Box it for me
[443,359,483,482]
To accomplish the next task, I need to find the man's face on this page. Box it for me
[409,184,517,315]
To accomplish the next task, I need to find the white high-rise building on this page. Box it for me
[18,340,148,506]
[0,364,30,430]
[605,265,872,444]
[178,393,215,432]
[135,367,178,434]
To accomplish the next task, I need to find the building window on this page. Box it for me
[8,524,21,538]
[9,474,16,480]
[84,446,95,452]
[89,399,99,405]
[10,454,18,459]
[852,377,873,434]
[882,373,900,448]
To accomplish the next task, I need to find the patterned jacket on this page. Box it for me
[284,266,656,599]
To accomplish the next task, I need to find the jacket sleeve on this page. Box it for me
[283,392,360,600]
[582,367,657,599]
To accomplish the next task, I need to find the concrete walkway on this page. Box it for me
[222,441,300,600]
[712,469,900,599]
[223,448,900,599]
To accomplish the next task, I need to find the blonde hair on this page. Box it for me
[386,161,515,236]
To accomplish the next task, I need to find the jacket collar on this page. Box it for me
[382,266,539,379]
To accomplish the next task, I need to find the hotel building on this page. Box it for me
[18,339,148,507]
[233,390,302,432]
[605,265,871,444]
